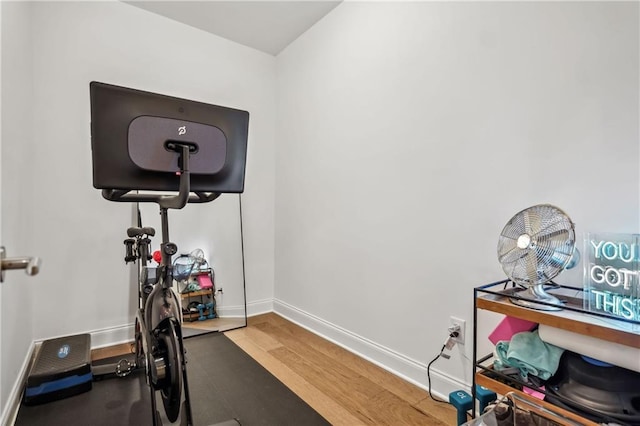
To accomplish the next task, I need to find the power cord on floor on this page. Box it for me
[427,343,450,404]
[426,329,460,405]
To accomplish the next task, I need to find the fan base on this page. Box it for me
[509,285,563,311]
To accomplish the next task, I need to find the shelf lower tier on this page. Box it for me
[180,289,213,298]
[182,310,215,322]
[475,372,599,426]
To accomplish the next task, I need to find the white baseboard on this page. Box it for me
[90,323,134,349]
[246,298,273,317]
[273,298,471,400]
[214,303,246,318]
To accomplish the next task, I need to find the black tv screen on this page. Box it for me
[90,82,249,193]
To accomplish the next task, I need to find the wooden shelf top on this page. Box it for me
[476,290,640,349]
[180,289,213,298]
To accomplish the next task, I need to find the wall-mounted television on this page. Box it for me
[90,81,249,193]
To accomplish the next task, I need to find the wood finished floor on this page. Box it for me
[225,313,456,426]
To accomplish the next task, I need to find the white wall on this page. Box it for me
[1,0,277,418]
[1,1,276,418]
[1,2,37,421]
[2,0,638,417]
[275,1,639,396]
[0,0,2,412]
[26,0,276,341]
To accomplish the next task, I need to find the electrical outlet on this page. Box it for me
[449,317,466,345]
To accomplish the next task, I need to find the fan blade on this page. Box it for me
[523,209,541,235]
[509,255,534,285]
[534,228,573,246]
[498,245,526,266]
[508,259,526,284]
[522,211,531,235]
[500,224,524,241]
[524,252,539,284]
[530,214,567,235]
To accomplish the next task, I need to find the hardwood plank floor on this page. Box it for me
[225,313,456,425]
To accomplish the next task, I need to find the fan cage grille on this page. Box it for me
[498,204,576,286]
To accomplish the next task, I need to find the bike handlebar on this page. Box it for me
[102,190,220,205]
[100,144,221,208]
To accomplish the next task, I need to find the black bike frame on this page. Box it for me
[105,145,220,426]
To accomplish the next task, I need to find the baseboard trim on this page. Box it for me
[85,302,263,348]
[246,298,273,317]
[273,299,470,400]
[90,323,134,349]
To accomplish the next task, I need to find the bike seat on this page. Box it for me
[127,227,156,238]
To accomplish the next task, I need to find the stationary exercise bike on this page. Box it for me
[108,145,219,425]
[90,81,249,425]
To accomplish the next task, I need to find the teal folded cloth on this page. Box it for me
[494,330,564,380]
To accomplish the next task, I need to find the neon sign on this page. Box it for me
[584,233,639,322]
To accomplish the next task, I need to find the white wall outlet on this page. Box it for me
[449,317,466,345]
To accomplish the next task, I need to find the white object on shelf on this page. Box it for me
[538,323,640,373]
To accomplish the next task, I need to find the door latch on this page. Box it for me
[1,246,41,282]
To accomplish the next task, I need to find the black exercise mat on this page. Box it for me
[15,368,153,425]
[15,332,330,426]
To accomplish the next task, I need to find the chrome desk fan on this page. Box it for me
[497,204,577,311]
